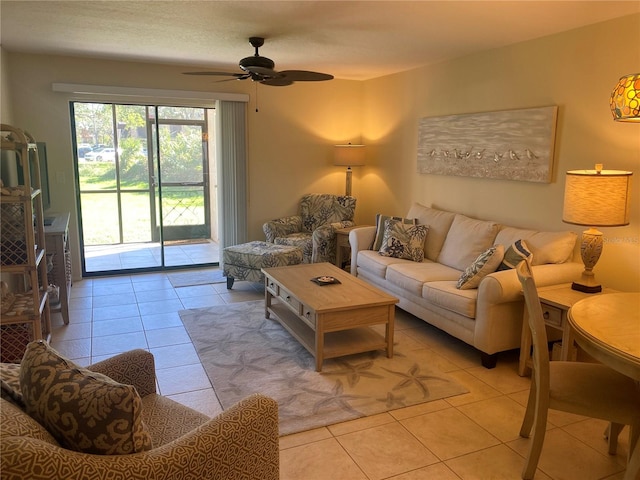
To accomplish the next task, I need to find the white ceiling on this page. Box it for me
[1,1,639,81]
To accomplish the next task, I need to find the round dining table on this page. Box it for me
[568,292,640,480]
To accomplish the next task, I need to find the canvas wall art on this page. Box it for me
[417,106,558,183]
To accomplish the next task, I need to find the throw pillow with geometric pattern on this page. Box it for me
[497,239,533,271]
[456,244,505,290]
[378,219,429,262]
[19,341,152,455]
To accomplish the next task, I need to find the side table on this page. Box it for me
[335,225,362,270]
[44,212,72,325]
[518,283,615,376]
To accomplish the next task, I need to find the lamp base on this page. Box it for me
[571,281,602,294]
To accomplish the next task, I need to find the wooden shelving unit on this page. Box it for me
[1,124,51,362]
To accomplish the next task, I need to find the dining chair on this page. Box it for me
[516,260,640,480]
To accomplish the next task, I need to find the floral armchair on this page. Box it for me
[263,193,357,264]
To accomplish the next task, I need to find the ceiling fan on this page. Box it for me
[184,37,334,86]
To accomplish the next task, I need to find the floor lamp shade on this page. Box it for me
[562,167,633,292]
[610,73,640,122]
[334,144,365,196]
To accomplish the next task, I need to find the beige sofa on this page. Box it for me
[349,202,583,368]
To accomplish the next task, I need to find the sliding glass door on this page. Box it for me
[72,102,219,275]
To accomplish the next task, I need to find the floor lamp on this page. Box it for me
[334,144,365,196]
[562,164,632,293]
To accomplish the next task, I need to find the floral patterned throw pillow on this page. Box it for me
[379,219,429,262]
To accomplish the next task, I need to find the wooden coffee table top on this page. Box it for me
[262,262,398,313]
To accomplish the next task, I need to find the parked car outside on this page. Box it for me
[85,147,118,162]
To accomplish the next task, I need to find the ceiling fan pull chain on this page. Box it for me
[255,82,259,113]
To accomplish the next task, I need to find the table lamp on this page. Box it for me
[562,164,633,293]
[334,144,365,196]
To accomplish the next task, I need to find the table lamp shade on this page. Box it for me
[334,144,365,167]
[610,73,640,122]
[562,167,633,293]
[563,169,632,226]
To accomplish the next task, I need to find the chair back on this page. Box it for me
[516,260,550,389]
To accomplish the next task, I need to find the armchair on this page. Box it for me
[263,193,356,264]
[1,348,279,480]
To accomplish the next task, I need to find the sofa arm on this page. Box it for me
[0,394,279,480]
[348,226,376,275]
[89,349,157,397]
[263,215,303,242]
[479,262,584,304]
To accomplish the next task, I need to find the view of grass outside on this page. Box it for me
[75,103,208,246]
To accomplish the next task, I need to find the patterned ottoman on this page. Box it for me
[222,241,303,289]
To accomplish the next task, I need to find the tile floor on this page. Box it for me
[50,268,631,480]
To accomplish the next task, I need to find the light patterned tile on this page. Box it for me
[155,363,211,396]
[280,438,368,480]
[457,395,527,442]
[401,408,500,460]
[337,423,439,480]
[167,388,223,418]
[507,428,625,480]
[145,326,192,348]
[446,444,552,480]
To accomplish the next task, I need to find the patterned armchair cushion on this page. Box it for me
[19,341,152,455]
[300,194,356,233]
[263,215,303,243]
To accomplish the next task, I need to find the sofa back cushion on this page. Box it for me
[19,341,153,455]
[437,214,500,271]
[494,227,577,265]
[0,397,60,445]
[406,203,456,261]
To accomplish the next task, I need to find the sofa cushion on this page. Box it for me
[495,227,577,265]
[456,244,505,290]
[406,203,457,261]
[357,249,407,279]
[437,214,500,271]
[0,397,60,446]
[19,341,153,455]
[372,214,416,251]
[386,262,461,297]
[379,219,429,262]
[423,281,479,319]
[498,239,532,271]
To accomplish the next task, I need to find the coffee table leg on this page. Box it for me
[315,321,324,372]
[264,279,271,319]
[386,305,394,358]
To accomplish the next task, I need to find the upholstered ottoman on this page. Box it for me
[222,241,303,289]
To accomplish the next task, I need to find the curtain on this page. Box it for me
[216,101,248,268]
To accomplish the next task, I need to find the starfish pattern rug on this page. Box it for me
[179,300,468,435]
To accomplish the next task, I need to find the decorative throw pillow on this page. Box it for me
[498,239,533,271]
[19,341,152,455]
[372,214,416,251]
[456,244,505,290]
[378,219,429,262]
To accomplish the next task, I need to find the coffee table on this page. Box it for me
[262,262,398,371]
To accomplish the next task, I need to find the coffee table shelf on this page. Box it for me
[263,262,398,371]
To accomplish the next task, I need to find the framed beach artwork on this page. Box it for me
[417,106,558,183]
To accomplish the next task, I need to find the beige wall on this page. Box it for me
[360,14,640,292]
[3,14,639,291]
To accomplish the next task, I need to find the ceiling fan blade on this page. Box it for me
[260,77,294,87]
[183,71,247,78]
[278,70,334,82]
[242,65,278,77]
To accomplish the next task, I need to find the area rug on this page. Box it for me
[179,301,469,436]
[168,269,225,287]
